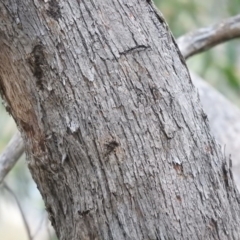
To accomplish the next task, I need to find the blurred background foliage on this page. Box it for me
[0,0,240,239]
[154,0,240,105]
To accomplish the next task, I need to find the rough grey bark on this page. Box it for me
[0,0,240,239]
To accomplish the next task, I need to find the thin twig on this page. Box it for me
[3,182,32,240]
[0,132,24,183]
[32,210,46,239]
[177,14,240,59]
[46,213,53,240]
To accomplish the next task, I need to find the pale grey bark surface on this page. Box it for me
[4,71,240,192]
[0,1,240,240]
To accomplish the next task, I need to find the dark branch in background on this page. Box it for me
[177,14,240,59]
[3,183,32,240]
[0,131,24,184]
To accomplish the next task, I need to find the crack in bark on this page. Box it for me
[104,140,119,158]
[27,44,46,89]
[119,45,150,56]
[46,0,61,21]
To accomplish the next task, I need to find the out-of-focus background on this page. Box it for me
[0,1,240,239]
[155,0,240,106]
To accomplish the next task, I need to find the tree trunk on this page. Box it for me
[0,0,240,239]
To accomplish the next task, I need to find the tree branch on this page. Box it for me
[0,132,24,183]
[3,183,32,240]
[177,14,240,59]
[1,14,240,192]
